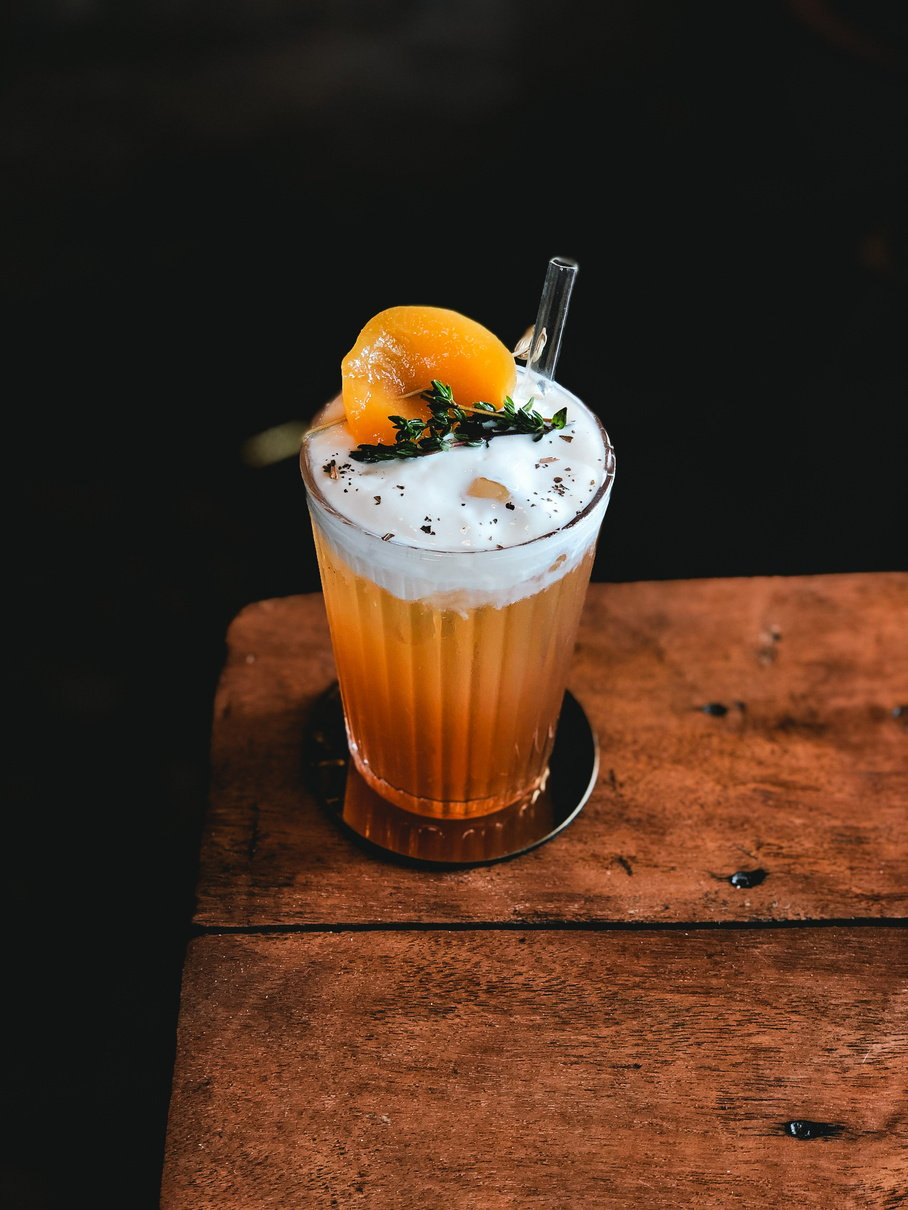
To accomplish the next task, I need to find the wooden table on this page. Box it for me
[161,573,907,1208]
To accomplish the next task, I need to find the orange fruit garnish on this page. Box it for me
[340,305,518,446]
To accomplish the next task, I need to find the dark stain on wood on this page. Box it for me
[784,1119,845,1140]
[729,869,768,888]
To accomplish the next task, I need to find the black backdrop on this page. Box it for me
[3,2,906,1206]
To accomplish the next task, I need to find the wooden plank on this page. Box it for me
[161,928,908,1209]
[195,574,908,926]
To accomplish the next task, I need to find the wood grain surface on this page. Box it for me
[163,574,908,1207]
[195,574,908,927]
[160,929,907,1209]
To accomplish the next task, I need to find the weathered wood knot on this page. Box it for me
[729,869,767,888]
[784,1120,843,1140]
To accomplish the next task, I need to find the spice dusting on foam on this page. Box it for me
[302,367,615,607]
[307,371,608,550]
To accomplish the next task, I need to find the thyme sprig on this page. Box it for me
[347,381,568,463]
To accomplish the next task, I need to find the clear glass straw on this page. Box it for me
[526,255,579,394]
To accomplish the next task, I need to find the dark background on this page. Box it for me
[2,2,906,1206]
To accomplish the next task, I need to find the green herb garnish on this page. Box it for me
[347,381,568,463]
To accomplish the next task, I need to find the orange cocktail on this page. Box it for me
[306,517,601,817]
[301,301,615,819]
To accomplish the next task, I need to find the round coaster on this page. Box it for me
[303,683,599,868]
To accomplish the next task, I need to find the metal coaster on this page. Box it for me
[303,683,599,868]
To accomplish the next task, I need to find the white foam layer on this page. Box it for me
[301,367,615,606]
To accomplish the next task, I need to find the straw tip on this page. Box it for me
[526,256,580,384]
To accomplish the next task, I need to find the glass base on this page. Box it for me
[348,744,553,820]
[303,683,599,868]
